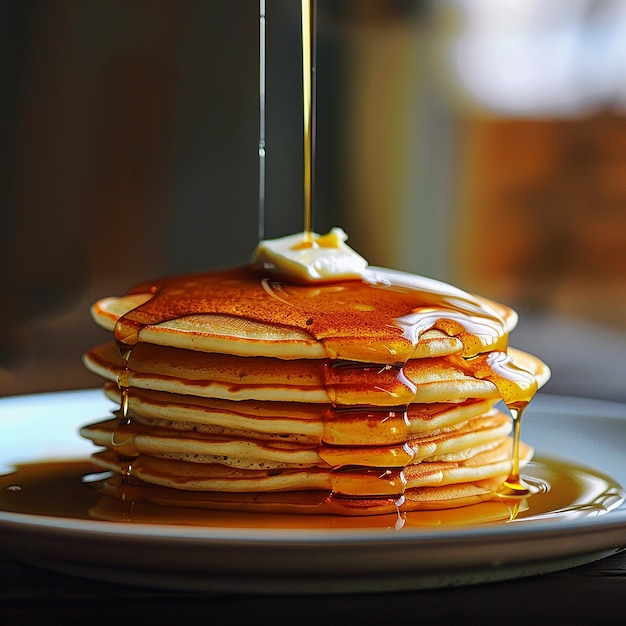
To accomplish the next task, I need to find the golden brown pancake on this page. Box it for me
[79,409,513,471]
[91,473,518,517]
[99,384,499,443]
[83,341,546,406]
[88,439,529,497]
[92,267,518,362]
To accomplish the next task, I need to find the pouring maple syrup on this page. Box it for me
[301,0,315,244]
[100,0,540,511]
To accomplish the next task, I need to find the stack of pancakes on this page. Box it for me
[81,263,549,516]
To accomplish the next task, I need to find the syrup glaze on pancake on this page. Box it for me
[112,266,513,363]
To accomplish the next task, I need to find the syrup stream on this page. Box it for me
[258,0,266,242]
[301,0,316,242]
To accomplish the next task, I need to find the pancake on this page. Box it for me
[84,341,546,407]
[92,473,518,517]
[80,409,513,470]
[91,266,519,362]
[99,383,499,442]
[89,438,529,496]
[80,230,550,515]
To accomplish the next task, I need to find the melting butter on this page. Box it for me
[251,228,368,282]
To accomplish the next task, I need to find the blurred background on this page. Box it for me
[1,0,625,401]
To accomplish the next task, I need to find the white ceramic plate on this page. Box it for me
[0,389,625,594]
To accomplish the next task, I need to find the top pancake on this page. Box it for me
[91,266,518,362]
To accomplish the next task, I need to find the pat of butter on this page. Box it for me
[251,228,368,282]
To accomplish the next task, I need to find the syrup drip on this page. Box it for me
[498,402,539,498]
[112,337,138,484]
[322,406,410,446]
[453,351,539,497]
[322,360,417,406]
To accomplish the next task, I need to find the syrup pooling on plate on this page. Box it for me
[0,457,622,528]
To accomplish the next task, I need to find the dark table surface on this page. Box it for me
[1,549,625,626]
